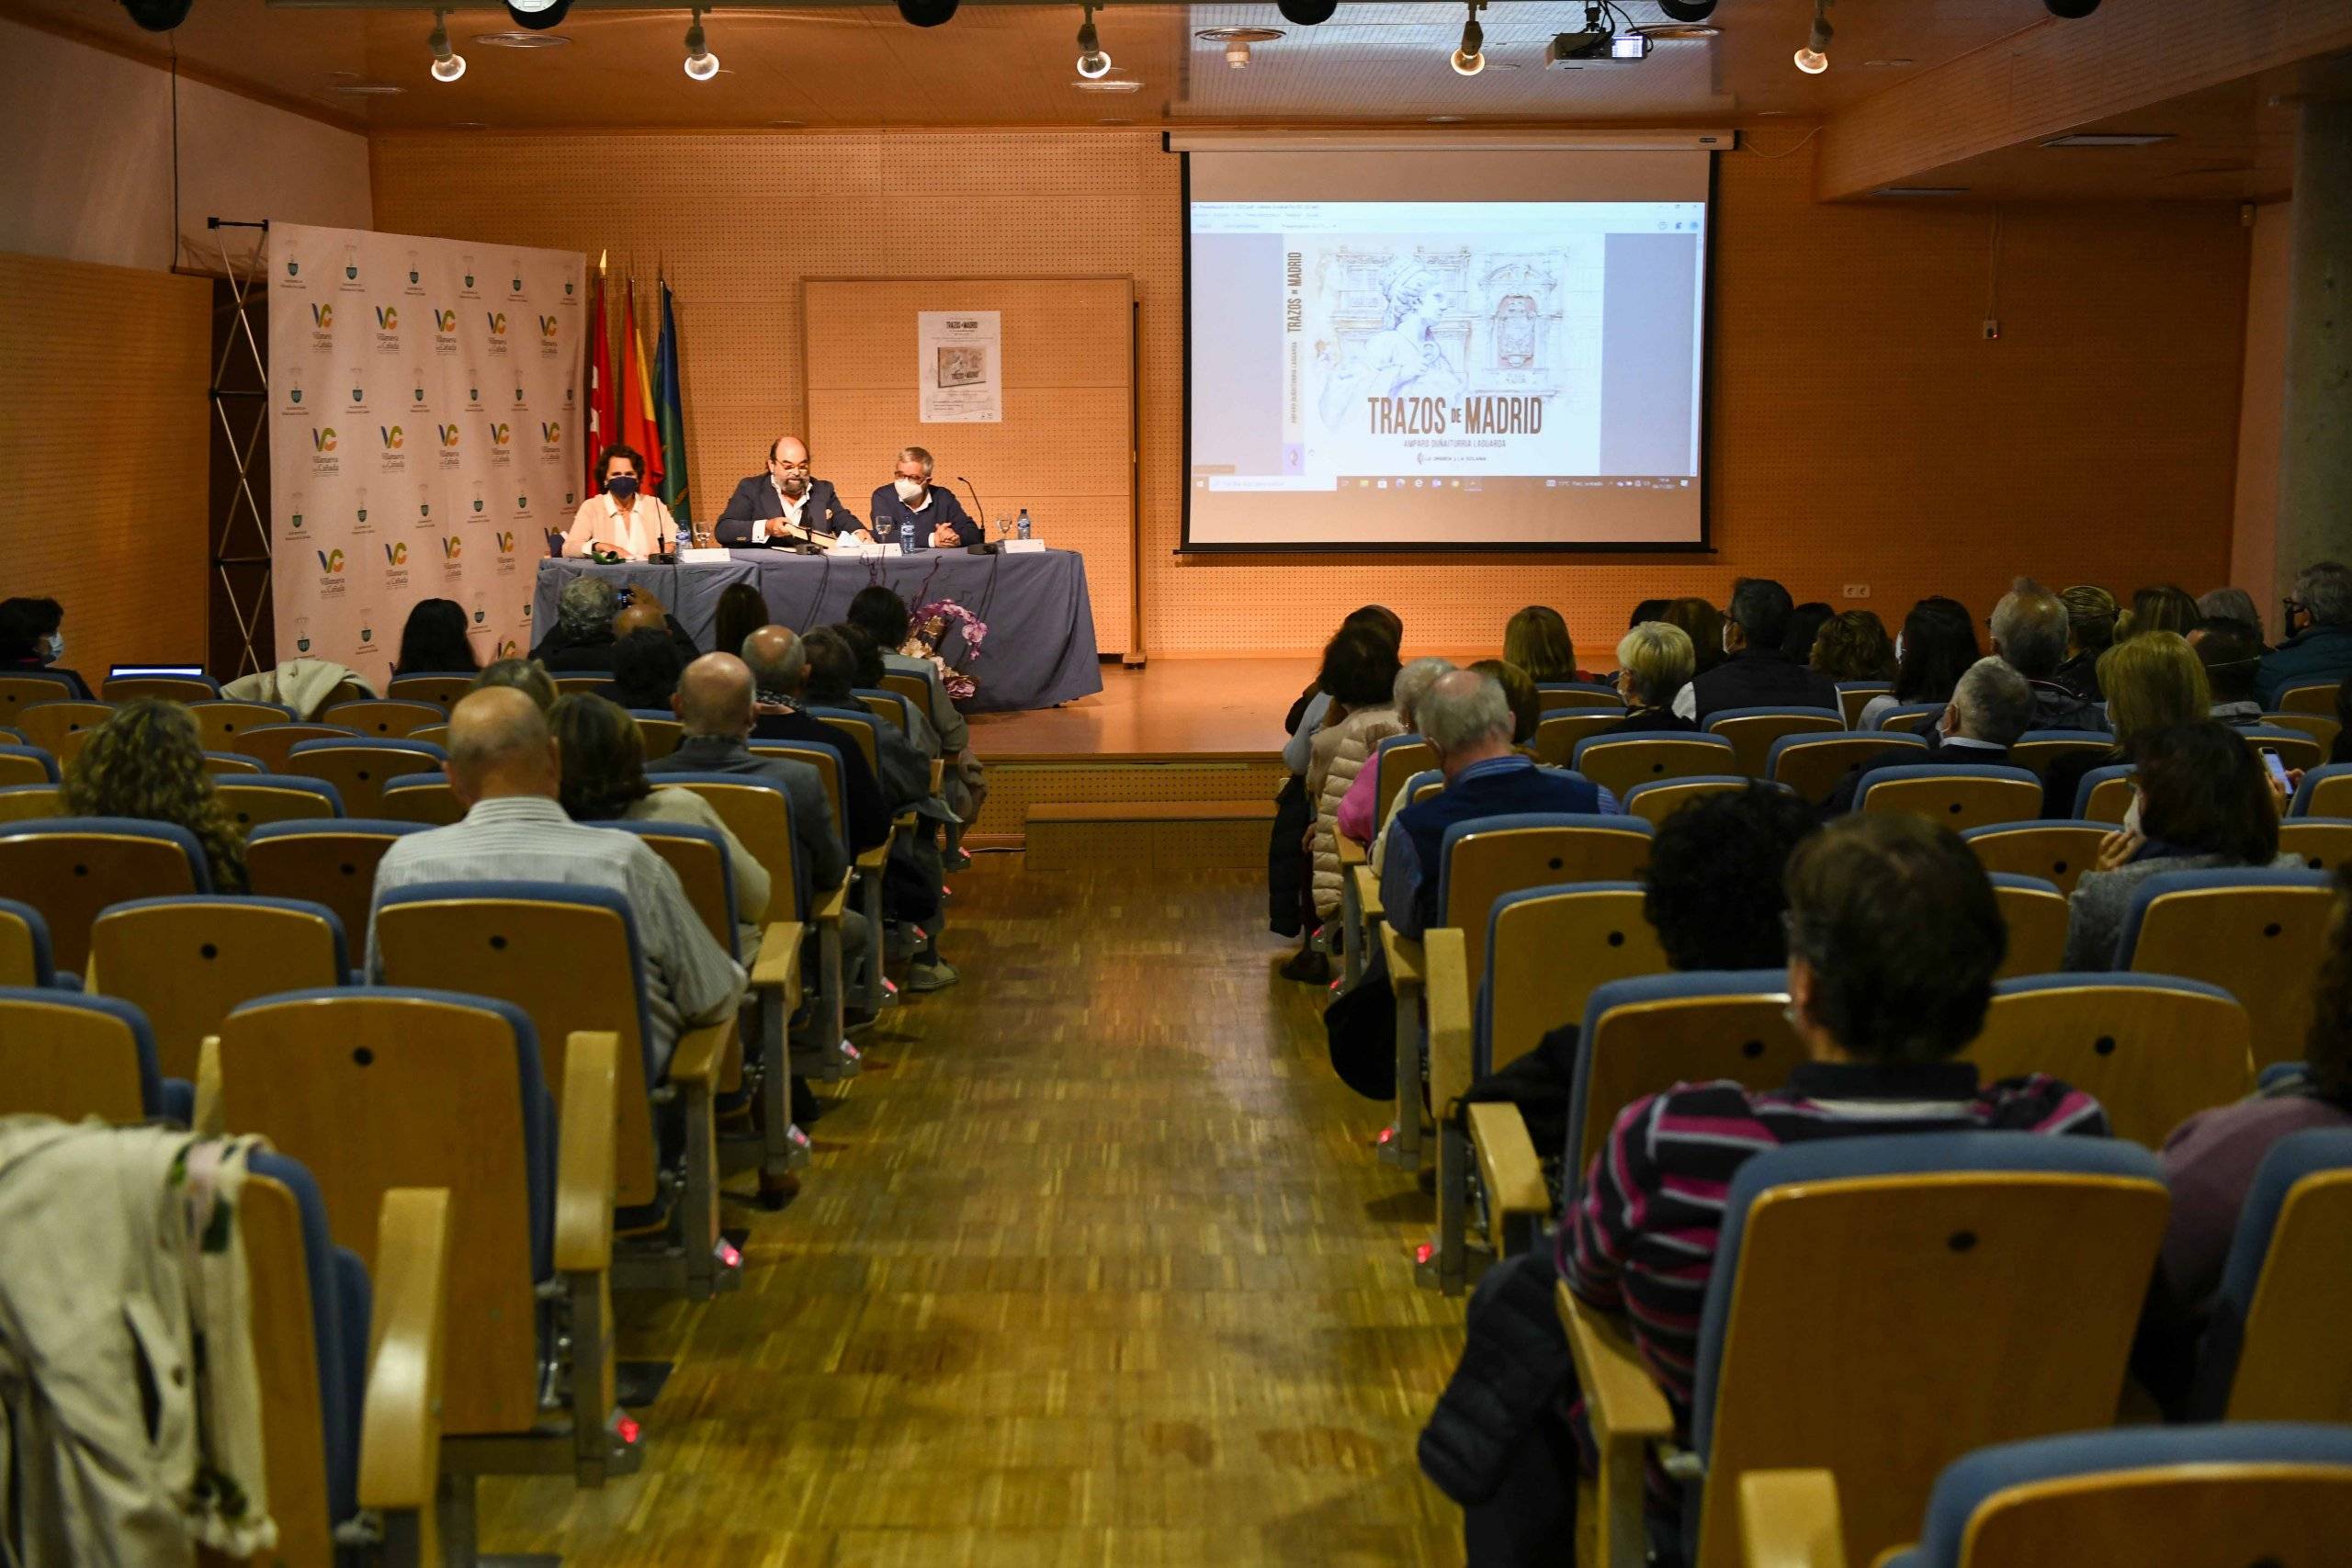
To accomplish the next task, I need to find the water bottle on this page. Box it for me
[1016,508,1033,541]
[898,515,916,553]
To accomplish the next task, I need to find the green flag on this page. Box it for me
[653,278,690,528]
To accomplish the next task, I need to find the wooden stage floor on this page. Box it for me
[477,857,1468,1565]
[967,659,1317,760]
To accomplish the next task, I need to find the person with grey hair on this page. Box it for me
[1990,577,2107,732]
[1598,621,1700,736]
[2197,586,2265,637]
[742,625,889,855]
[1824,657,2033,815]
[865,444,980,549]
[2257,561,2352,707]
[1337,657,1454,846]
[1377,671,1618,939]
[366,686,747,1081]
[528,575,624,671]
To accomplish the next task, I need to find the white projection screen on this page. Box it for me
[1182,145,1713,553]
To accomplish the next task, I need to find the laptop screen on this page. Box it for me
[107,664,206,679]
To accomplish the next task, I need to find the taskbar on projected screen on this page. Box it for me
[1194,475,1697,494]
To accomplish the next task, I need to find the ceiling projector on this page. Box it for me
[1547,28,1651,66]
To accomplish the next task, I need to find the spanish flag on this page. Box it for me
[619,277,663,492]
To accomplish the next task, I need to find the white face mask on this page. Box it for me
[2122,791,2143,839]
[43,633,63,661]
[893,477,925,503]
[1894,633,1905,663]
[1720,623,1734,656]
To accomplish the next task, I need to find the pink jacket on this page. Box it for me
[1335,758,1381,846]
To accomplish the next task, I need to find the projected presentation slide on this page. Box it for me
[1182,150,1711,553]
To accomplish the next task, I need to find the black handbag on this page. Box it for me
[1324,968,1397,1100]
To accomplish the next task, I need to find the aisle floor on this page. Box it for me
[479,857,1470,1566]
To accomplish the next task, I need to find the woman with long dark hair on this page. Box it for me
[392,597,480,675]
[1857,597,1979,728]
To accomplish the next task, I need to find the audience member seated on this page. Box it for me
[61,698,250,891]
[469,656,558,713]
[391,596,480,677]
[1377,671,1616,942]
[1591,601,1670,684]
[1659,596,1724,678]
[1335,656,1453,848]
[550,692,771,959]
[1992,578,2107,731]
[1283,605,1405,780]
[2336,676,2352,764]
[601,628,689,714]
[1501,605,1583,684]
[1858,595,1980,729]
[2041,630,2210,819]
[843,583,989,851]
[712,581,771,662]
[2054,583,2119,701]
[367,686,746,1078]
[2060,719,2298,971]
[2138,863,2352,1409]
[1419,813,2107,1564]
[1807,608,1894,684]
[1780,600,1833,666]
[1824,656,2034,815]
[1673,577,1838,722]
[808,626,928,814]
[1306,624,1408,945]
[2257,561,2352,709]
[2193,617,2267,726]
[742,626,888,852]
[822,623,958,989]
[2117,583,2202,641]
[1595,621,1698,736]
[2197,586,2267,636]
[0,595,91,696]
[530,577,622,671]
[1460,783,1818,1142]
[1469,659,1540,749]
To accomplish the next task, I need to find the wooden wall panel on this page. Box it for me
[804,276,1135,649]
[0,251,209,680]
[374,129,2247,666]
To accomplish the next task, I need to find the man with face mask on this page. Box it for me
[0,596,89,697]
[714,434,861,547]
[866,446,980,550]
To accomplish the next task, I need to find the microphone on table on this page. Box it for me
[956,475,1001,555]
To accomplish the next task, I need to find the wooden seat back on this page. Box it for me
[0,749,51,786]
[1690,1161,2169,1568]
[2262,711,2342,754]
[187,701,296,753]
[1860,772,2045,831]
[89,897,345,1081]
[216,779,344,829]
[0,829,202,972]
[625,828,734,950]
[1623,775,1752,828]
[1573,735,1736,800]
[1962,822,2108,895]
[2273,681,2340,716]
[878,671,932,713]
[1707,710,1843,779]
[1940,1452,2352,1568]
[2245,728,2325,774]
[1973,980,2254,1145]
[1531,711,1622,769]
[283,744,442,818]
[0,990,151,1122]
[101,674,218,703]
[634,716,684,760]
[384,674,475,708]
[2080,773,2135,824]
[236,1168,341,1568]
[2007,734,2119,780]
[1988,877,2069,979]
[1835,682,1889,728]
[1534,683,1623,712]
[1373,739,1439,837]
[749,744,843,840]
[0,675,84,725]
[2278,818,2352,874]
[2226,1159,2352,1422]
[659,781,799,923]
[1573,987,1805,1190]
[235,724,361,772]
[1770,734,1925,805]
[817,715,880,781]
[857,693,910,735]
[220,992,540,1437]
[379,777,466,827]
[200,752,266,776]
[375,895,661,1209]
[0,784,62,822]
[2126,883,2335,1066]
[1481,886,1666,1076]
[244,827,411,942]
[1442,823,1651,979]
[0,901,47,986]
[16,701,113,757]
[322,699,447,739]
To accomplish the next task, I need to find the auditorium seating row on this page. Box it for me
[1334,716,2352,1565]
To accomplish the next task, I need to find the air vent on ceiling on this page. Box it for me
[472,31,571,49]
[2041,131,2176,147]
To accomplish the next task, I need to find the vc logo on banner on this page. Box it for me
[316,548,345,574]
[311,303,333,330]
[375,306,398,330]
[437,423,460,447]
[379,425,403,449]
[486,311,507,335]
[311,428,337,452]
[384,542,407,566]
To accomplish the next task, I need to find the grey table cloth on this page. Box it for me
[532,547,1103,713]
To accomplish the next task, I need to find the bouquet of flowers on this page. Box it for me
[904,598,986,703]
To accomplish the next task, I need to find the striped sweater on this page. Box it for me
[1558,1060,2109,1433]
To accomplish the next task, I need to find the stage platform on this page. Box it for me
[965,659,1312,862]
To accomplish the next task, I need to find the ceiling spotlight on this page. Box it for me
[1227,40,1250,68]
[1075,4,1112,80]
[1276,0,1339,22]
[897,0,959,23]
[683,8,718,80]
[119,0,193,30]
[1451,1,1486,76]
[428,10,467,82]
[502,0,571,31]
[1794,0,1831,73]
[1657,0,1717,18]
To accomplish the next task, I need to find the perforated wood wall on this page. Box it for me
[804,276,1134,649]
[1,251,209,679]
[371,129,2247,667]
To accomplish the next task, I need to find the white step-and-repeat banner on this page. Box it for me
[269,223,585,682]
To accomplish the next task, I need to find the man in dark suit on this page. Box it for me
[741,625,889,856]
[868,445,980,550]
[713,434,861,547]
[1675,578,1839,724]
[1824,657,2033,815]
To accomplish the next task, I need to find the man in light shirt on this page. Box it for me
[366,685,746,1083]
[714,434,861,547]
